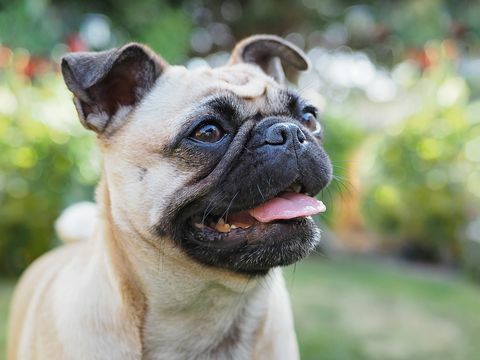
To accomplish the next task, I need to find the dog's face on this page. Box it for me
[62,36,332,275]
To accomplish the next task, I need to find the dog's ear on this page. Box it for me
[229,34,310,84]
[61,43,167,134]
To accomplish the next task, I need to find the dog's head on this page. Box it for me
[62,35,332,275]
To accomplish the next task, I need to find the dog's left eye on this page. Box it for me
[300,107,321,133]
[190,122,225,143]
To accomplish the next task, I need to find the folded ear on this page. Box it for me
[61,43,167,133]
[229,34,310,84]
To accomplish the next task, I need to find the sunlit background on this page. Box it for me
[1,0,480,359]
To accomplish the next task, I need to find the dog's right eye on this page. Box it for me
[189,122,225,143]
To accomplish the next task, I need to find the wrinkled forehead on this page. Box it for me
[205,63,278,98]
[166,62,284,105]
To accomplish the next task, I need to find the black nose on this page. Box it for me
[265,123,306,147]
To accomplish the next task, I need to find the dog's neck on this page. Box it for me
[96,176,274,358]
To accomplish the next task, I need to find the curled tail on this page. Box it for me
[55,201,98,243]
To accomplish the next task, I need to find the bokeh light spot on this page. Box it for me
[374,185,399,207]
[417,138,441,160]
[13,147,37,169]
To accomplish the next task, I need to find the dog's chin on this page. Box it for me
[177,201,321,276]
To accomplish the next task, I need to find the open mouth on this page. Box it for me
[185,180,326,248]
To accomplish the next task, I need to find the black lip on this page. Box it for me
[180,216,321,275]
[185,217,305,248]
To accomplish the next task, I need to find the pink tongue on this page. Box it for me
[248,192,326,223]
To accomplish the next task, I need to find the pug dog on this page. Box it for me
[7,35,332,360]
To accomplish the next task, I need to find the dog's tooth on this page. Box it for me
[215,218,231,233]
[230,225,238,230]
[216,224,231,232]
[293,184,301,193]
[194,223,206,229]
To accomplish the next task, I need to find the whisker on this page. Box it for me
[221,192,239,220]
[256,184,265,202]
[311,248,329,258]
[202,195,227,225]
[330,159,356,164]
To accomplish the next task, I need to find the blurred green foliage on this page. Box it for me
[0,53,98,276]
[1,0,480,275]
[318,113,365,225]
[359,48,480,262]
[4,0,480,68]
[0,1,63,55]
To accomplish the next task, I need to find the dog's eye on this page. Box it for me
[190,122,225,143]
[300,107,321,133]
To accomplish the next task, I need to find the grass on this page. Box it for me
[285,257,480,360]
[1,257,480,359]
